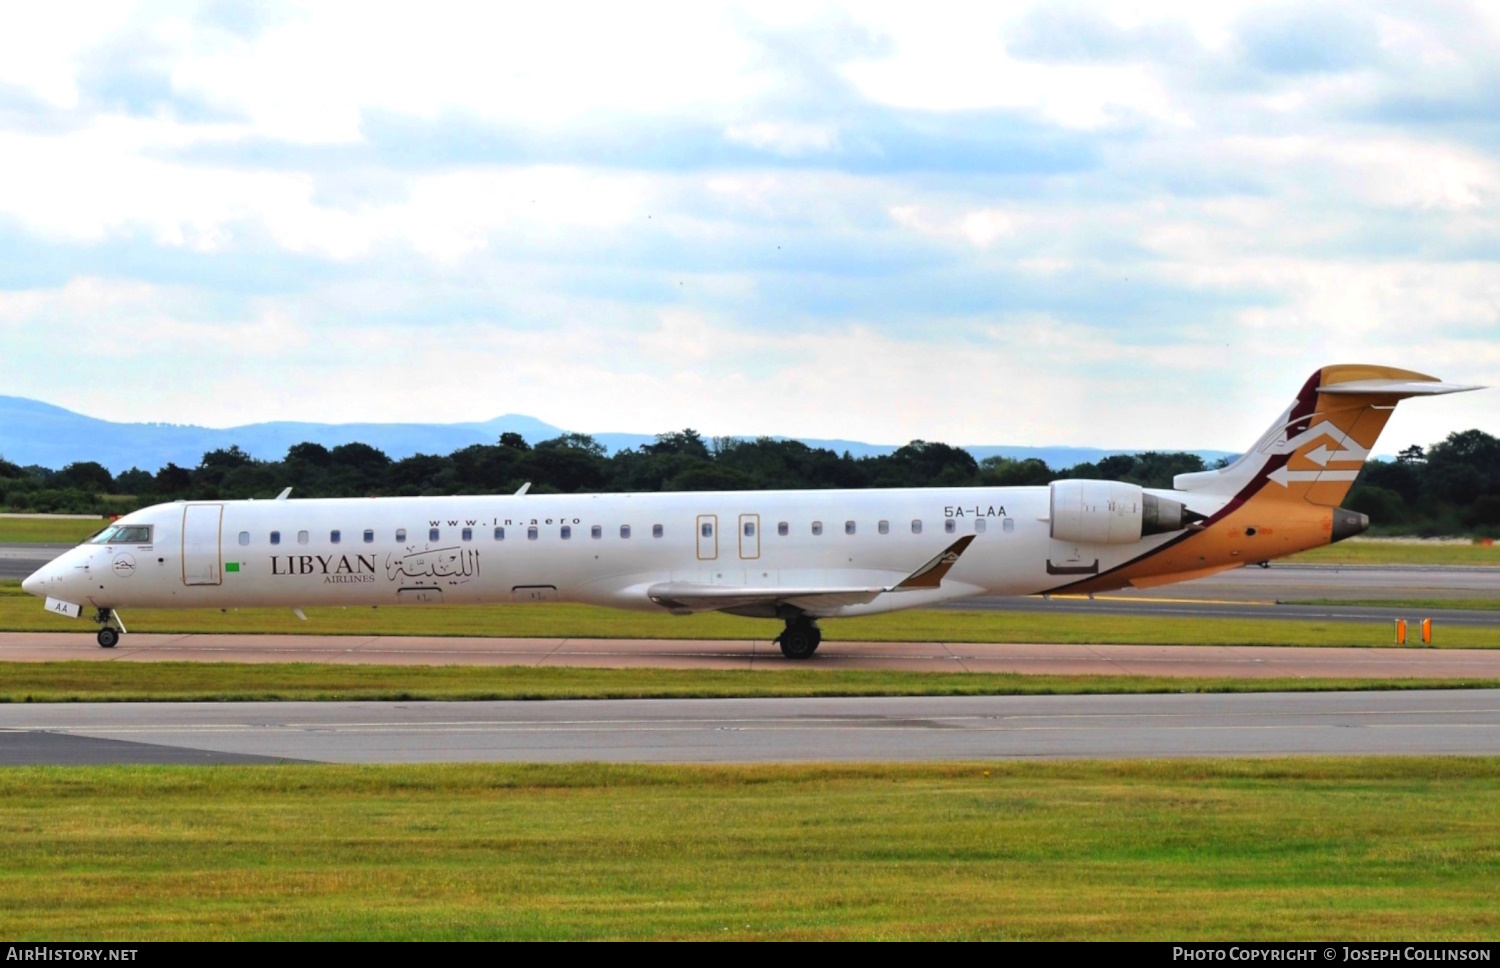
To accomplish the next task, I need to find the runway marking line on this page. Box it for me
[1048,595,1277,606]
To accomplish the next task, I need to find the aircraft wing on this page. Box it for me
[646,536,975,614]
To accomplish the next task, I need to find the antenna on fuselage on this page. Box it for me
[514,482,531,495]
[275,487,292,501]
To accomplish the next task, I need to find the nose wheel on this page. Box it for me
[777,617,822,660]
[92,608,125,649]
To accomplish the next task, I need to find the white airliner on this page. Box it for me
[21,365,1481,658]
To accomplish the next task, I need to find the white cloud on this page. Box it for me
[165,3,774,142]
[0,3,134,108]
[0,113,656,259]
[0,1,1495,456]
[723,121,840,156]
[837,6,1192,128]
[890,205,1016,248]
[3,278,1488,454]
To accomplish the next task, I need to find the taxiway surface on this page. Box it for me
[6,632,1500,677]
[0,543,68,580]
[5,690,1499,764]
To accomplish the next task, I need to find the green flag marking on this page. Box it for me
[225,562,240,573]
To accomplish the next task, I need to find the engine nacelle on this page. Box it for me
[1049,479,1190,545]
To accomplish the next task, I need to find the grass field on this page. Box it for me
[2,758,1498,940]
[2,661,1495,703]
[0,516,104,544]
[1287,540,1500,566]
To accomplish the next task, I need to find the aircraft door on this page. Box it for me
[738,514,760,559]
[696,514,718,560]
[181,504,223,586]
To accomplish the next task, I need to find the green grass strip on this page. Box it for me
[4,758,1500,939]
[1,661,1497,703]
[0,516,103,544]
[1288,541,1500,566]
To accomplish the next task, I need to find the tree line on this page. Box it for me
[1,427,1496,536]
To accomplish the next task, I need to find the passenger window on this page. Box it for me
[1003,518,1015,533]
[911,520,922,534]
[363,530,374,543]
[975,519,986,533]
[270,531,281,545]
[652,524,663,538]
[878,520,889,535]
[396,529,407,542]
[744,521,755,537]
[845,520,856,535]
[701,522,713,538]
[944,520,956,534]
[591,525,602,539]
[494,527,505,540]
[297,530,309,545]
[330,530,341,544]
[429,528,440,542]
[238,531,250,546]
[527,526,538,540]
[620,525,631,538]
[777,521,788,536]
[462,527,473,541]
[812,521,823,536]
[561,526,571,539]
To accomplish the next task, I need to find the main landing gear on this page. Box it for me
[92,608,125,649]
[777,616,822,660]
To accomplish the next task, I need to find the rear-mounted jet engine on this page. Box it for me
[1049,479,1198,544]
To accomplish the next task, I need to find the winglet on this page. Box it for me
[894,535,976,590]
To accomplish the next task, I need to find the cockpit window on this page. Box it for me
[90,525,150,544]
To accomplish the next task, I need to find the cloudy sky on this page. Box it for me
[0,1,1495,453]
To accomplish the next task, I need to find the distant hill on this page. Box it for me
[0,395,1236,473]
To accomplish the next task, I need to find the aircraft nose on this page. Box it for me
[20,554,70,598]
[21,566,46,597]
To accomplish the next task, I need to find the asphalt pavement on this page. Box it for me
[7,633,1500,676]
[4,690,1498,764]
[941,594,1500,627]
[0,543,67,580]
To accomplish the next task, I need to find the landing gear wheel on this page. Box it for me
[778,621,822,660]
[96,627,119,649]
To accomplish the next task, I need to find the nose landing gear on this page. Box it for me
[92,608,126,649]
[776,616,822,660]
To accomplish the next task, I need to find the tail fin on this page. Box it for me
[1052,364,1481,595]
[1174,365,1481,508]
